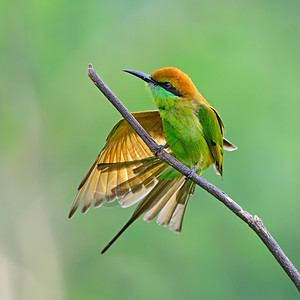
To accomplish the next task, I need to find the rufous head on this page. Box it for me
[123,67,201,99]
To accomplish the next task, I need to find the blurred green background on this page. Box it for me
[1,0,300,299]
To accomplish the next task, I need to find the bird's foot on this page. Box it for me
[154,143,169,155]
[186,163,199,180]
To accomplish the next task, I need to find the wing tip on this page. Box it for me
[223,138,238,152]
[68,207,76,219]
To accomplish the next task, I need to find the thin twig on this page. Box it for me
[87,64,300,292]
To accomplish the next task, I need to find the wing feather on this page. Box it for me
[70,110,236,218]
[69,111,167,218]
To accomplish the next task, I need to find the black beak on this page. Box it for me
[122,69,157,85]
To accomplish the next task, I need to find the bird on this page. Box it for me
[68,67,237,254]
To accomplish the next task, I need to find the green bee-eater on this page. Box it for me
[69,67,237,253]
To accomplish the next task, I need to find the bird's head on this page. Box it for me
[123,67,203,109]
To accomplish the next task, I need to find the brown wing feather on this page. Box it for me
[69,111,167,218]
[70,109,237,218]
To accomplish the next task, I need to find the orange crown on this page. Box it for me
[151,67,201,99]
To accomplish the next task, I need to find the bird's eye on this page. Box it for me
[163,82,172,89]
[159,81,183,97]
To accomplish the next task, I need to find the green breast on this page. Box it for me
[160,105,213,171]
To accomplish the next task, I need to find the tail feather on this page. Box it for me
[145,178,195,232]
[100,174,195,253]
[130,178,176,220]
[100,178,175,254]
[70,150,196,253]
[169,196,190,232]
[156,178,187,226]
[143,177,184,222]
[169,180,195,232]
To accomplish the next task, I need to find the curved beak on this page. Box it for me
[122,69,157,85]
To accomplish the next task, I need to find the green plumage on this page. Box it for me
[69,67,237,253]
[197,104,224,175]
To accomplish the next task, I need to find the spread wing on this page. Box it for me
[69,109,237,217]
[69,110,167,217]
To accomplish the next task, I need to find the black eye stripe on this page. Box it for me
[158,82,183,97]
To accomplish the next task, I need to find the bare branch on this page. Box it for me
[87,64,300,292]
